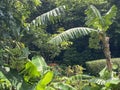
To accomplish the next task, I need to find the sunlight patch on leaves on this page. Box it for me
[35,71,53,90]
[20,60,40,82]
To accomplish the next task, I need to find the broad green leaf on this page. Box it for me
[35,71,53,90]
[29,5,66,26]
[33,0,41,6]
[82,85,92,90]
[103,5,117,31]
[40,71,53,86]
[0,71,11,89]
[112,64,118,70]
[20,81,36,90]
[19,47,30,59]
[99,66,107,77]
[106,79,120,85]
[32,56,48,71]
[85,5,104,30]
[49,27,97,45]
[99,67,111,79]
[85,5,117,31]
[36,85,45,90]
[90,5,104,25]
[45,86,56,90]
[20,61,40,82]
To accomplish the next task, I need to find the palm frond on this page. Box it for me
[49,27,97,45]
[30,5,66,26]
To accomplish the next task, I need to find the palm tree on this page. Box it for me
[49,5,117,73]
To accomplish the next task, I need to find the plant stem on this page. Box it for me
[100,33,112,72]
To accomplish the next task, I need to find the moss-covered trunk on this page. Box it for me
[100,33,112,72]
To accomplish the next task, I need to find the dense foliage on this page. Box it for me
[0,0,120,90]
[86,58,120,75]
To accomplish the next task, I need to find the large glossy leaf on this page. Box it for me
[20,60,40,82]
[35,71,53,90]
[49,27,97,45]
[32,56,48,72]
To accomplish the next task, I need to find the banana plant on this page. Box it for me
[27,5,66,30]
[83,66,120,90]
[0,55,54,90]
[49,5,117,73]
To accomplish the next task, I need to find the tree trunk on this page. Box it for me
[100,33,112,72]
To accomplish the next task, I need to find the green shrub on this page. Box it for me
[85,58,120,75]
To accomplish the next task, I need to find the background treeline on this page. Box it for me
[1,0,120,66]
[0,0,120,89]
[25,0,120,65]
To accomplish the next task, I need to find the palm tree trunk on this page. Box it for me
[100,33,112,72]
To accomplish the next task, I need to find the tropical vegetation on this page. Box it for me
[0,0,120,90]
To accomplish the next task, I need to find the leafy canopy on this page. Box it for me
[85,5,117,31]
[49,5,117,47]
